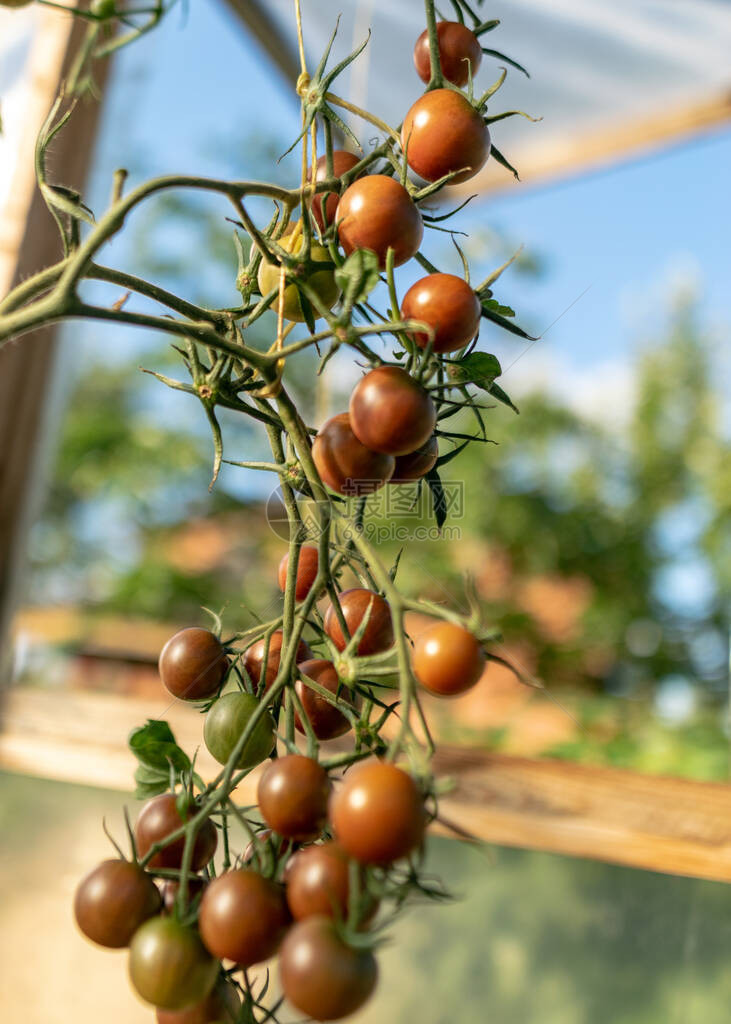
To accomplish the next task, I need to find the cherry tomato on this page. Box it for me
[401,272,481,353]
[349,365,436,456]
[158,628,228,701]
[312,413,395,496]
[198,869,289,966]
[155,979,241,1024]
[311,150,361,232]
[296,659,356,740]
[160,876,207,915]
[324,589,394,656]
[257,225,339,323]
[135,794,218,872]
[203,691,275,769]
[402,89,490,184]
[258,754,331,842]
[243,630,313,692]
[128,916,218,1011]
[390,436,439,482]
[90,0,116,16]
[413,621,485,695]
[278,545,319,601]
[280,916,378,1021]
[336,175,423,269]
[74,859,161,948]
[413,21,482,86]
[330,761,425,865]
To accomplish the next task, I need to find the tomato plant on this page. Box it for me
[128,917,218,1011]
[279,916,378,1021]
[257,754,331,841]
[198,869,289,967]
[31,1,539,1019]
[74,859,161,948]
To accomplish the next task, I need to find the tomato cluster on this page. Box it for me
[72,10,513,1023]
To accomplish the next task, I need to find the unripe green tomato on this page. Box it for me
[128,917,219,1011]
[203,692,275,769]
[90,0,116,16]
[257,229,339,323]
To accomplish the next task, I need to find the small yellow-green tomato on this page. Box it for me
[257,229,339,323]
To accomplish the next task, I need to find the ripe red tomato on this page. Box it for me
[413,21,482,86]
[413,621,485,695]
[285,842,349,921]
[330,761,425,865]
[296,659,356,740]
[258,754,331,842]
[74,859,161,948]
[324,589,394,656]
[336,175,423,268]
[158,628,228,701]
[280,916,378,1021]
[278,545,319,601]
[402,89,490,184]
[203,691,275,769]
[390,436,439,482]
[155,979,241,1024]
[135,794,217,871]
[349,365,437,456]
[198,869,289,966]
[312,413,395,496]
[159,876,207,915]
[243,630,313,691]
[128,917,219,1011]
[401,272,481,353]
[311,150,361,232]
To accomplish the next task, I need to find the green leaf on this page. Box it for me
[488,381,520,414]
[482,298,515,318]
[128,719,191,798]
[425,468,448,529]
[335,248,380,306]
[480,300,537,340]
[447,351,502,388]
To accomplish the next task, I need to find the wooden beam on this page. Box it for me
[1,686,729,882]
[457,89,731,198]
[0,10,112,674]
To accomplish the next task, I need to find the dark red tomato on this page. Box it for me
[413,621,485,696]
[135,794,217,872]
[296,659,356,740]
[198,869,289,966]
[286,842,349,921]
[390,436,439,483]
[74,859,161,948]
[160,876,207,915]
[156,980,241,1024]
[336,175,423,269]
[312,413,395,496]
[128,916,218,1011]
[324,589,394,656]
[278,545,319,601]
[311,150,361,232]
[349,365,436,456]
[413,21,482,86]
[258,754,331,842]
[158,627,228,701]
[330,761,425,865]
[280,916,378,1021]
[402,89,490,184]
[243,630,313,692]
[401,272,481,353]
